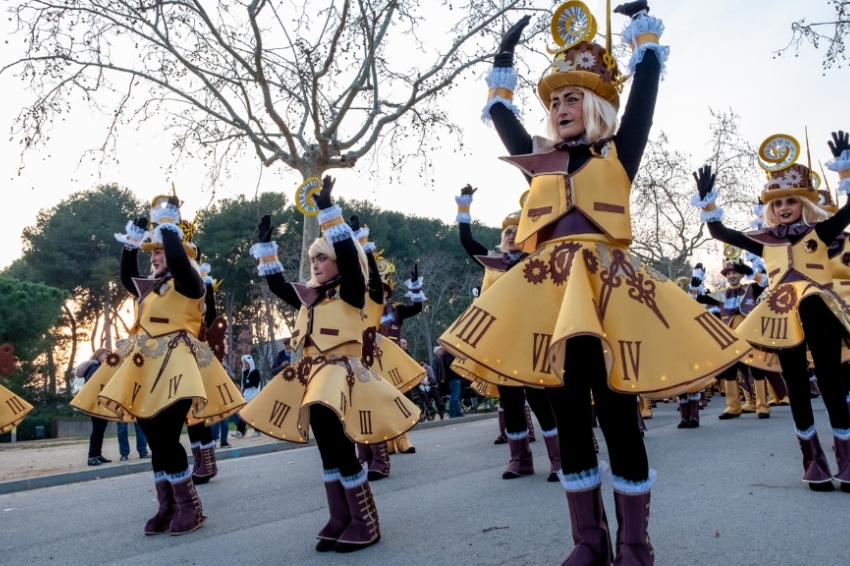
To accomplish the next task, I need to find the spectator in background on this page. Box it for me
[419,360,445,419]
[433,346,464,418]
[76,349,112,466]
[234,354,261,438]
[399,338,410,356]
[270,338,292,376]
[116,422,149,461]
[431,346,447,397]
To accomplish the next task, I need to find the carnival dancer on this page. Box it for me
[97,196,213,535]
[693,130,850,492]
[440,3,750,563]
[695,253,771,419]
[353,216,427,480]
[0,343,33,434]
[453,186,561,481]
[239,176,419,552]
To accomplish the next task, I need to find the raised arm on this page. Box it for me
[691,164,764,256]
[613,2,669,181]
[115,216,148,297]
[161,228,205,300]
[817,131,850,244]
[455,185,489,260]
[315,176,366,309]
[483,16,534,156]
[250,215,302,309]
[397,263,426,321]
[203,283,217,328]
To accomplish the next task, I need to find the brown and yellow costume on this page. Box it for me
[0,383,32,434]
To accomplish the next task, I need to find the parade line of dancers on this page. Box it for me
[3,1,850,564]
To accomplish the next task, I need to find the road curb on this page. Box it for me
[0,411,497,495]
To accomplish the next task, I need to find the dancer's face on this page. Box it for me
[725,272,743,287]
[311,253,339,284]
[771,196,802,225]
[150,248,168,277]
[550,88,585,141]
[501,225,519,253]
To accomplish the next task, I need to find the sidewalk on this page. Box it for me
[0,411,496,494]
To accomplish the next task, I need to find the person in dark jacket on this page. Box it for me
[80,348,112,466]
[234,355,261,437]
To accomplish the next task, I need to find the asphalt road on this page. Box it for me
[1,399,848,566]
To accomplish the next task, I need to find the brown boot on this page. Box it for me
[560,472,613,566]
[611,473,656,565]
[719,380,742,419]
[543,430,561,482]
[494,408,508,444]
[190,443,202,477]
[753,380,770,419]
[502,432,534,479]
[168,471,207,535]
[316,470,351,552]
[193,442,218,485]
[356,443,373,467]
[367,442,390,481]
[335,471,380,552]
[687,398,700,428]
[833,433,850,493]
[144,474,175,535]
[676,398,690,429]
[797,429,834,491]
[525,403,536,442]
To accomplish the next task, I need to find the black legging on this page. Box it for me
[187,423,213,445]
[776,297,850,432]
[310,403,361,477]
[547,335,649,482]
[88,417,108,458]
[136,399,193,475]
[498,385,557,434]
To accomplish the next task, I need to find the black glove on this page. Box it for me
[167,195,181,208]
[690,277,702,288]
[133,216,149,231]
[315,175,335,210]
[614,0,649,18]
[732,263,753,276]
[460,184,478,197]
[411,263,420,283]
[498,15,531,53]
[828,130,850,158]
[258,215,274,243]
[349,214,361,233]
[692,165,716,201]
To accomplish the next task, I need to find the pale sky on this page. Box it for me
[0,0,846,271]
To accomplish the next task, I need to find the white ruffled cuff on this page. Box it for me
[258,261,283,276]
[482,97,521,124]
[455,194,473,224]
[558,462,607,492]
[700,206,724,222]
[405,277,426,302]
[322,468,341,482]
[362,241,376,253]
[166,467,192,483]
[150,203,181,225]
[838,178,850,195]
[317,204,342,225]
[353,227,370,241]
[609,468,657,495]
[455,194,473,206]
[339,465,368,488]
[690,188,717,209]
[621,15,668,74]
[505,429,528,441]
[692,267,705,280]
[153,222,184,241]
[114,220,147,250]
[835,427,850,441]
[796,424,817,440]
[485,65,518,91]
[689,284,706,294]
[250,241,278,259]
[826,149,850,172]
[202,276,214,285]
[324,222,354,244]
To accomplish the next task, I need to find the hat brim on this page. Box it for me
[761,187,819,204]
[538,71,619,110]
[140,241,198,259]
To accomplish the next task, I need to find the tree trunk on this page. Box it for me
[46,340,57,395]
[300,215,319,281]
[102,282,113,351]
[63,302,77,391]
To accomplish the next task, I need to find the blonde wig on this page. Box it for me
[763,197,830,228]
[547,86,619,144]
[307,236,369,288]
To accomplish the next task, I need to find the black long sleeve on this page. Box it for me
[459,222,490,260]
[706,221,764,257]
[334,236,366,309]
[162,229,204,300]
[119,248,141,297]
[491,103,533,158]
[612,49,661,182]
[816,196,850,245]
[696,295,721,306]
[266,272,302,310]
[396,302,422,322]
[366,251,384,305]
[203,283,217,328]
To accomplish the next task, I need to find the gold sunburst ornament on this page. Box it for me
[295,177,322,217]
[548,1,597,54]
[758,134,800,173]
[723,244,742,261]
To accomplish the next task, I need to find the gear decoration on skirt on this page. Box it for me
[281,365,298,383]
[106,352,121,367]
[582,248,599,274]
[523,258,549,284]
[767,284,797,315]
[132,353,145,368]
[294,177,322,217]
